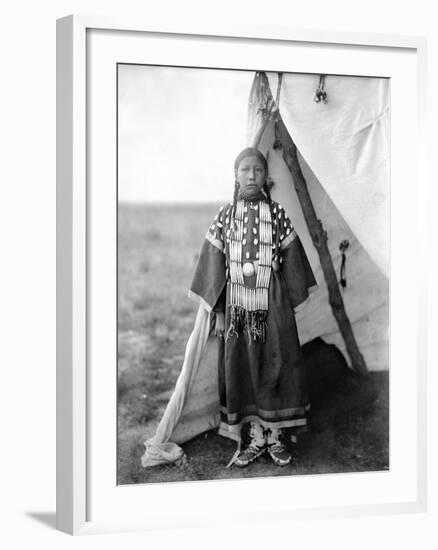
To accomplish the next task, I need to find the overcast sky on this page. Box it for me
[118,64,255,203]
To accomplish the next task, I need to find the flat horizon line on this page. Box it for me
[118,199,229,206]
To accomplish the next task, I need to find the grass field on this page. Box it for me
[117,202,389,485]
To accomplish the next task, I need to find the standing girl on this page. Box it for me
[189,147,316,467]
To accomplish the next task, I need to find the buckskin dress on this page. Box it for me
[189,197,317,442]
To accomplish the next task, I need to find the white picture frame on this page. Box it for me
[56,15,428,535]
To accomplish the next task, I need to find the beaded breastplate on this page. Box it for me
[226,199,273,342]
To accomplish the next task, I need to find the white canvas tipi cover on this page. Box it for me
[254,72,389,371]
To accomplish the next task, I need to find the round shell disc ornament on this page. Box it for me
[242,262,255,277]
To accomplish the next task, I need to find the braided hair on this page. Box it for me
[263,181,281,269]
[230,178,240,238]
[230,147,281,269]
[231,147,266,240]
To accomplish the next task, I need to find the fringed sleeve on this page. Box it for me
[277,205,317,311]
[188,206,228,313]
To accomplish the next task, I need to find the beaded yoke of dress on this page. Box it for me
[208,198,295,343]
[226,199,272,342]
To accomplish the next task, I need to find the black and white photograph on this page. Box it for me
[1,0,434,542]
[117,64,389,485]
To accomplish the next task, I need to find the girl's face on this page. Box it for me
[235,156,266,198]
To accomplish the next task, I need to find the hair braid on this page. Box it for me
[231,179,240,240]
[263,182,281,268]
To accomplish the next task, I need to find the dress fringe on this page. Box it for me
[226,305,268,343]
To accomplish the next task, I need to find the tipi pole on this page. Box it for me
[275,117,367,375]
[252,73,368,376]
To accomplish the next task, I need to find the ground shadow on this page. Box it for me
[25,511,57,530]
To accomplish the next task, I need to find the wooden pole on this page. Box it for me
[253,72,368,376]
[276,117,368,375]
[251,98,275,150]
